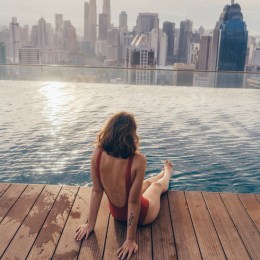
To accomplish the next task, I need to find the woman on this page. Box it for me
[75,112,173,259]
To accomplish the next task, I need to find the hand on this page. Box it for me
[117,239,138,259]
[75,223,93,241]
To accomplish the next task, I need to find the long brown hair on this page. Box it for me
[96,112,139,158]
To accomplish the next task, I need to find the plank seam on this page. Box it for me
[166,192,179,260]
[184,191,203,260]
[0,183,11,198]
[50,185,80,259]
[0,184,28,225]
[101,213,111,260]
[219,193,252,258]
[254,194,260,204]
[237,194,260,234]
[0,184,46,259]
[151,221,154,260]
[201,192,228,259]
[25,185,63,260]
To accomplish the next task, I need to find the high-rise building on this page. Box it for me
[55,14,63,33]
[187,43,200,66]
[84,3,89,41]
[99,14,109,40]
[38,17,48,47]
[119,32,133,64]
[178,19,193,63]
[103,0,111,27]
[136,13,159,34]
[163,21,175,64]
[10,17,20,64]
[63,20,78,53]
[126,34,156,84]
[89,0,97,49]
[0,42,7,64]
[210,2,248,71]
[197,36,212,70]
[30,25,38,46]
[119,11,128,31]
[21,25,30,45]
[105,28,120,65]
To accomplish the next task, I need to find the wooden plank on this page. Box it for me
[221,193,260,259]
[0,184,27,223]
[1,185,61,259]
[103,200,153,260]
[78,192,110,260]
[203,192,250,259]
[239,194,260,232]
[103,215,126,259]
[256,194,260,203]
[26,185,79,260]
[185,191,226,260]
[52,187,92,260]
[0,184,44,258]
[152,193,177,260]
[168,191,202,260]
[0,183,11,197]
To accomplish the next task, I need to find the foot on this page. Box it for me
[164,160,173,178]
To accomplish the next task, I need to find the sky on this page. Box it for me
[0,0,260,36]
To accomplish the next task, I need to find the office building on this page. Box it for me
[63,21,78,53]
[210,1,248,71]
[119,32,133,64]
[197,36,212,70]
[187,43,200,66]
[119,11,128,31]
[178,19,193,63]
[89,0,97,49]
[136,13,159,34]
[99,14,109,40]
[0,42,7,64]
[105,28,120,65]
[84,3,89,41]
[103,0,111,27]
[38,17,48,47]
[163,22,175,64]
[10,17,20,64]
[126,34,155,85]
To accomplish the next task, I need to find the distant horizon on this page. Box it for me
[1,0,260,36]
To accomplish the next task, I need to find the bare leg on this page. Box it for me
[142,160,173,225]
[141,170,164,194]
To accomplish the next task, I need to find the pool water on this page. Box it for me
[0,81,260,193]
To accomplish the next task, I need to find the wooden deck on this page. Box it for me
[0,183,259,260]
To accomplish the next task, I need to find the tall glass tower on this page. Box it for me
[217,2,248,71]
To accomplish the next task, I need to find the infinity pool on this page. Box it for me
[0,81,260,193]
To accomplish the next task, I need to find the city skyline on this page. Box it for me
[1,0,260,36]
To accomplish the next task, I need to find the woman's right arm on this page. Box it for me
[75,148,104,241]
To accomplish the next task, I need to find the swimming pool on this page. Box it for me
[0,81,260,193]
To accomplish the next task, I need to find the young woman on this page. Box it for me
[75,112,173,259]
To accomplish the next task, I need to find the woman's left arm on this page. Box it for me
[117,155,146,259]
[75,148,104,240]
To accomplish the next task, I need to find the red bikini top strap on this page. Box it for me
[125,157,134,196]
[96,149,104,189]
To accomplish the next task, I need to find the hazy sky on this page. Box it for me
[1,0,260,35]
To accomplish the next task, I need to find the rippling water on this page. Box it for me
[0,81,260,193]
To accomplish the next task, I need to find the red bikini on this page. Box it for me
[96,149,149,225]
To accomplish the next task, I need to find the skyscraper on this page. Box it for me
[98,14,109,40]
[197,36,212,70]
[0,42,6,64]
[89,0,97,49]
[38,17,48,47]
[136,13,159,34]
[210,1,248,71]
[163,21,175,64]
[103,0,111,26]
[55,14,63,33]
[84,2,89,41]
[10,17,20,64]
[178,19,193,63]
[119,11,128,31]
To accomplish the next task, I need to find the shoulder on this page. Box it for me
[134,152,146,164]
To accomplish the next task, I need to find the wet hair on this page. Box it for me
[96,112,139,158]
